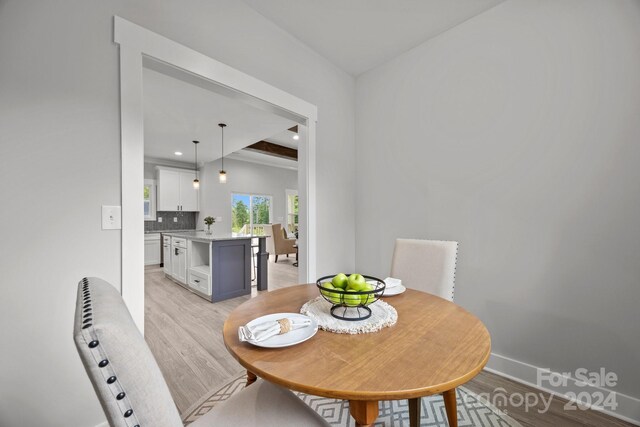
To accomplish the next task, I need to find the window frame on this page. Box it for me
[144,179,156,221]
[285,189,299,238]
[231,192,273,236]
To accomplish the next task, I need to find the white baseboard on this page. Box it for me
[94,422,108,427]
[486,352,640,426]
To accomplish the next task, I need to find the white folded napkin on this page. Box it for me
[384,277,402,289]
[239,317,311,342]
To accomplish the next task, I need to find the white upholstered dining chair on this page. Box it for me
[73,277,329,427]
[390,238,459,301]
[390,239,459,423]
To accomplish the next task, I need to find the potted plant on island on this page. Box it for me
[204,216,216,235]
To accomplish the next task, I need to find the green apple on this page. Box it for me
[320,282,335,296]
[347,273,367,291]
[344,290,362,307]
[361,282,374,292]
[320,283,342,304]
[328,291,343,305]
[360,283,375,304]
[332,273,349,289]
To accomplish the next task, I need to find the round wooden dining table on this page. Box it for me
[223,285,491,427]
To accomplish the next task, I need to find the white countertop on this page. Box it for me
[162,231,268,243]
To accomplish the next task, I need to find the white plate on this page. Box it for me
[382,285,406,296]
[366,279,399,290]
[243,313,318,348]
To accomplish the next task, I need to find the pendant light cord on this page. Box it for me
[219,123,227,171]
[194,141,198,178]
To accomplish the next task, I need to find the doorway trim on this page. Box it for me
[114,16,317,331]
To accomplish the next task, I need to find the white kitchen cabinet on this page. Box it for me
[179,171,199,211]
[156,166,199,211]
[188,240,212,297]
[157,169,180,211]
[173,248,187,283]
[162,236,172,275]
[171,237,187,284]
[188,268,211,296]
[144,233,161,265]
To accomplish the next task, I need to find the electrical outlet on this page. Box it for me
[173,217,178,222]
[101,205,122,230]
[157,217,163,223]
[215,216,222,222]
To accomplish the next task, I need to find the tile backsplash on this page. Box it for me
[145,211,197,232]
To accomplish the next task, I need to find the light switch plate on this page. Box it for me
[215,216,222,222]
[102,205,122,230]
[157,217,162,223]
[173,217,178,222]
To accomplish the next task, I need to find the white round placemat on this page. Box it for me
[300,296,398,334]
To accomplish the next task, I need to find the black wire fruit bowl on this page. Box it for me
[316,274,386,321]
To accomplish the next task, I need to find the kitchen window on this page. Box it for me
[144,179,157,221]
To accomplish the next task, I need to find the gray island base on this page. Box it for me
[161,231,268,302]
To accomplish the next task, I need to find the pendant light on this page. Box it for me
[218,123,227,184]
[192,140,200,189]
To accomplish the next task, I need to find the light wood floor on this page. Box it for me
[145,261,632,426]
[144,256,300,414]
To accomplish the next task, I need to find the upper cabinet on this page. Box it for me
[156,166,199,211]
[178,170,199,211]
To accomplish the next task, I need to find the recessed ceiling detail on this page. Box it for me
[143,67,297,164]
[245,141,297,161]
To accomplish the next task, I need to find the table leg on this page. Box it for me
[408,397,421,427]
[349,400,378,427]
[443,388,457,427]
[246,370,257,387]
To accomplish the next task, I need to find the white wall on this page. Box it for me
[198,158,297,233]
[0,1,355,426]
[355,0,640,404]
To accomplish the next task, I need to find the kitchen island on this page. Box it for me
[161,231,268,302]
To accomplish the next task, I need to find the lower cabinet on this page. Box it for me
[162,236,171,275]
[172,246,187,284]
[168,237,187,284]
[188,268,211,296]
[164,235,251,303]
[144,234,161,265]
[210,239,251,302]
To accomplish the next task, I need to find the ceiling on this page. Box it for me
[264,128,299,149]
[243,0,505,76]
[143,67,298,165]
[226,128,299,170]
[142,2,506,167]
[227,149,298,171]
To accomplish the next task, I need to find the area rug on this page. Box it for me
[182,373,522,426]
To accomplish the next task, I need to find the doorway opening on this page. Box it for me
[115,16,317,332]
[117,17,316,413]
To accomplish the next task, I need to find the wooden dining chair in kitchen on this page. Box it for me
[73,277,330,427]
[390,238,459,301]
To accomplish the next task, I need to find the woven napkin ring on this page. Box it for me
[277,318,291,334]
